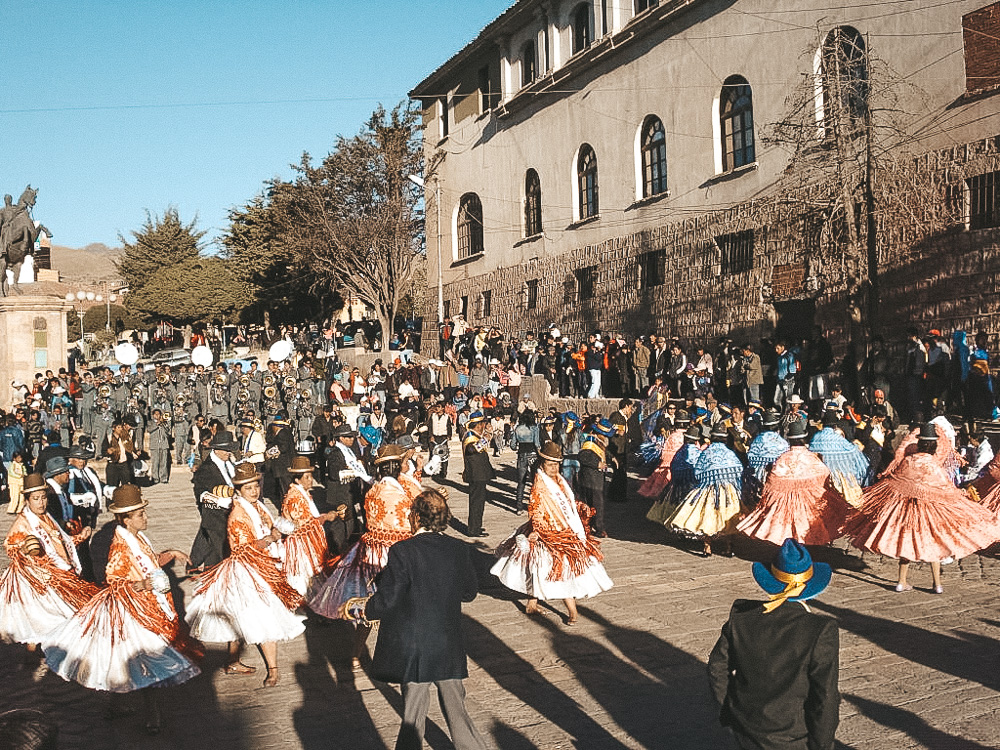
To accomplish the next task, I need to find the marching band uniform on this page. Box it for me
[0,474,98,645]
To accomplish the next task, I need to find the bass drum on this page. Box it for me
[191,345,214,368]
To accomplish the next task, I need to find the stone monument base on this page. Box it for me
[0,294,73,410]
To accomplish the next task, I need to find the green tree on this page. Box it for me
[222,188,340,326]
[117,208,204,294]
[126,256,242,324]
[270,103,426,345]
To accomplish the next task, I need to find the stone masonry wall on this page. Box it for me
[423,133,1000,355]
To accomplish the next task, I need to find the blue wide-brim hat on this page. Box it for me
[752,538,832,603]
[590,419,615,437]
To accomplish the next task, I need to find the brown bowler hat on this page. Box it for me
[233,462,261,486]
[109,484,148,514]
[289,456,314,475]
[22,473,47,495]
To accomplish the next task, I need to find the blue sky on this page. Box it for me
[2,0,510,250]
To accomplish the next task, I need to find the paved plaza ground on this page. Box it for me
[2,444,1000,750]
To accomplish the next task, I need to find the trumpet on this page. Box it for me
[131,385,144,398]
[264,385,277,400]
[157,373,169,384]
[98,384,112,398]
[263,373,277,387]
[214,373,228,386]
[239,374,250,387]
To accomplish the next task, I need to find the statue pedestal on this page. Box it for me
[0,295,73,409]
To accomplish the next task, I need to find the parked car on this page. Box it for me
[148,347,192,367]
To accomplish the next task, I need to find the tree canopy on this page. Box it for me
[224,102,427,339]
[117,208,242,325]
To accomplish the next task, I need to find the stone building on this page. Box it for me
[410,0,1000,352]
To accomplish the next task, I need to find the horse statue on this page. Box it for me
[0,185,52,296]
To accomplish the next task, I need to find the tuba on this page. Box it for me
[263,373,277,387]
[214,373,228,386]
[157,372,169,384]
[283,375,297,389]
[98,384,112,398]
[239,374,251,387]
[237,387,251,403]
[263,385,277,400]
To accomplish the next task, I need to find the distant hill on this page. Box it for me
[50,243,122,285]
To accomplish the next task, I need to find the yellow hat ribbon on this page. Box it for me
[762,564,813,613]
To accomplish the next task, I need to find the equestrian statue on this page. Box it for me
[0,185,52,296]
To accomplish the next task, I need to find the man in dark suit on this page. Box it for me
[461,412,494,538]
[708,539,840,750]
[188,430,237,572]
[359,489,487,750]
[324,423,371,553]
[607,398,635,503]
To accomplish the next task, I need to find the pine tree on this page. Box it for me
[117,207,204,294]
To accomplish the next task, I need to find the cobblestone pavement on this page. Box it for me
[2,445,1000,750]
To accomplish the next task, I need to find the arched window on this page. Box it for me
[720,75,755,172]
[577,144,599,220]
[572,4,592,54]
[641,116,667,197]
[524,169,543,237]
[457,193,483,260]
[822,26,869,128]
[522,40,537,86]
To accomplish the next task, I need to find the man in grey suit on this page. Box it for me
[708,539,840,750]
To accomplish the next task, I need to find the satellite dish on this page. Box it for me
[114,343,139,366]
[269,339,293,362]
[191,345,213,368]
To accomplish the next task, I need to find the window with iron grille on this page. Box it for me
[968,171,1000,230]
[639,249,666,289]
[478,66,499,111]
[526,279,539,310]
[524,169,543,236]
[443,300,451,320]
[720,76,755,172]
[641,116,668,198]
[481,290,492,318]
[457,193,484,260]
[576,266,598,301]
[460,295,468,318]
[577,144,599,219]
[717,229,755,275]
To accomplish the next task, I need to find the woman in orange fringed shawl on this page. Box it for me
[185,463,304,688]
[1,473,97,660]
[492,441,613,625]
[42,485,200,735]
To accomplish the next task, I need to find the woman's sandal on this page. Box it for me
[263,667,280,688]
[565,615,579,626]
[225,661,257,675]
